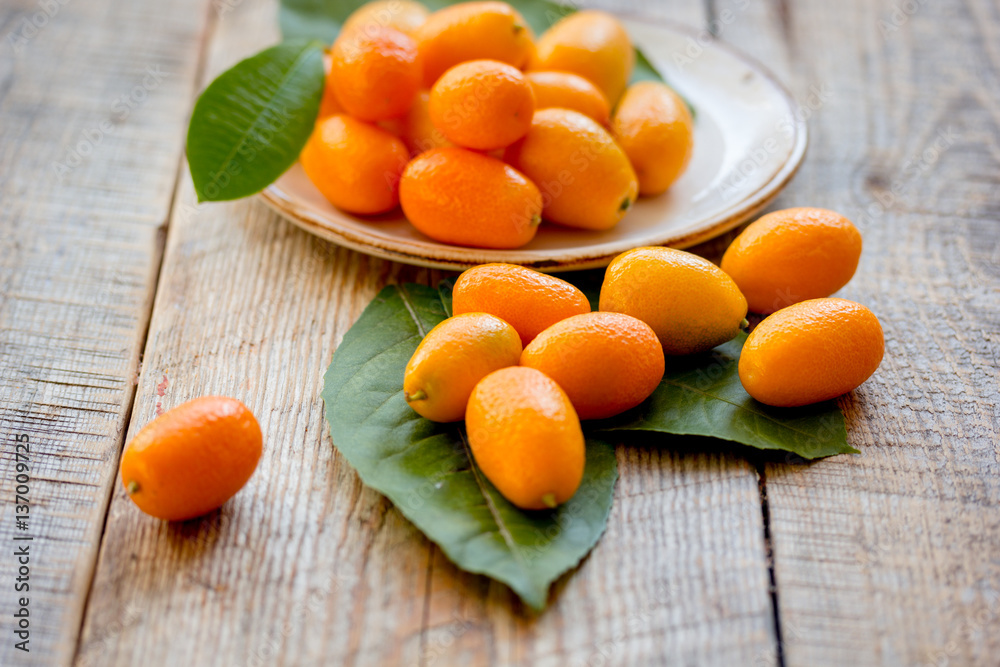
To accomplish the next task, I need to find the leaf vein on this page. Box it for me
[213,42,319,190]
[396,283,428,338]
[456,428,532,576]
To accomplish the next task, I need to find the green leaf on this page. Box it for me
[277,0,672,90]
[630,42,662,85]
[600,333,857,460]
[560,268,604,310]
[279,0,383,43]
[437,277,455,316]
[187,39,325,202]
[322,283,618,610]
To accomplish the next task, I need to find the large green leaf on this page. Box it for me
[187,39,325,202]
[600,333,857,459]
[322,283,618,610]
[279,0,669,88]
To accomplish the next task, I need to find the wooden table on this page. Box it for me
[2,0,998,664]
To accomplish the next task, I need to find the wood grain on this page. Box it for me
[717,0,1000,664]
[76,0,779,665]
[0,0,210,664]
[10,0,996,663]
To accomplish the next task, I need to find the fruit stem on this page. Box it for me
[126,480,140,495]
[405,389,427,402]
[619,197,632,212]
[530,214,542,227]
[541,493,557,509]
[740,318,749,330]
[512,23,524,34]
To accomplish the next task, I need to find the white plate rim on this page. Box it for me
[260,19,808,272]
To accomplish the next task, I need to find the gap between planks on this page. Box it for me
[69,2,222,663]
[701,0,789,661]
[756,462,786,667]
[67,1,791,663]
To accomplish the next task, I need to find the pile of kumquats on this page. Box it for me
[117,208,882,519]
[116,1,884,524]
[300,0,694,248]
[400,206,883,509]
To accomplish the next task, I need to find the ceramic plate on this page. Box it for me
[261,18,807,272]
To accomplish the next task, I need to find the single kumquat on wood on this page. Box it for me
[120,396,262,521]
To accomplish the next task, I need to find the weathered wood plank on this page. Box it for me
[412,2,779,661]
[0,0,211,664]
[77,0,780,664]
[719,0,1000,663]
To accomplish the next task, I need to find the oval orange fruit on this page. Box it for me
[120,396,262,521]
[341,0,430,37]
[429,59,535,150]
[301,114,409,214]
[451,263,591,345]
[612,81,694,195]
[466,366,585,510]
[721,207,864,314]
[504,108,638,230]
[404,312,522,422]
[739,298,884,407]
[400,147,541,248]
[416,1,535,87]
[599,247,748,355]
[530,10,634,104]
[525,70,610,124]
[330,25,421,121]
[521,312,664,420]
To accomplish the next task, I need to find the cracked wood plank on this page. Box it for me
[75,0,779,664]
[0,0,213,664]
[718,0,1000,663]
